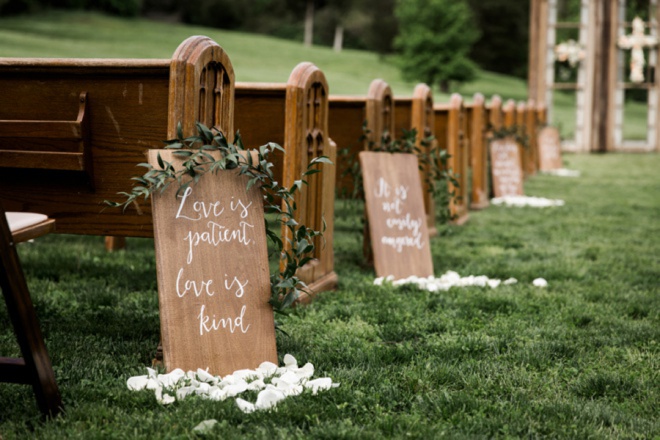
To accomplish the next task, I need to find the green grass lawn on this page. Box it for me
[1,153,658,438]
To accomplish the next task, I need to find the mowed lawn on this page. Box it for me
[0,153,658,438]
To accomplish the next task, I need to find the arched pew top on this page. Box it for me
[488,94,503,109]
[367,79,392,102]
[503,99,517,112]
[365,79,395,147]
[516,101,527,112]
[465,93,485,109]
[412,83,434,138]
[168,35,235,139]
[284,62,329,169]
[433,93,463,112]
[287,62,329,94]
[413,83,433,106]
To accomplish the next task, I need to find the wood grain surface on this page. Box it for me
[149,149,277,376]
[359,151,433,280]
[490,137,524,198]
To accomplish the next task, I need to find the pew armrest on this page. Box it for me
[0,92,93,178]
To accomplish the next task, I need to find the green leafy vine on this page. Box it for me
[488,124,530,150]
[106,122,331,315]
[340,122,459,224]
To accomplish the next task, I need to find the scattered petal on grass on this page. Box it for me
[503,278,518,285]
[375,271,519,292]
[127,375,149,391]
[126,354,339,413]
[542,168,580,177]
[533,278,548,287]
[492,196,565,207]
[305,378,340,395]
[192,419,218,434]
[236,398,256,414]
[255,389,287,410]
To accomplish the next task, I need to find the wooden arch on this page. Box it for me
[168,36,235,139]
[365,79,396,149]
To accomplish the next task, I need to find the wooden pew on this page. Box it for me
[516,101,532,178]
[524,99,539,177]
[234,63,338,298]
[330,79,395,198]
[0,35,232,235]
[503,99,517,130]
[487,95,504,131]
[435,93,469,225]
[394,84,437,236]
[466,93,489,210]
[485,95,504,199]
[0,37,335,299]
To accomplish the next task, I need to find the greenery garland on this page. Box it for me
[106,122,331,316]
[488,124,530,150]
[340,123,459,224]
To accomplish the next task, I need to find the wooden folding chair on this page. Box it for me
[0,205,62,418]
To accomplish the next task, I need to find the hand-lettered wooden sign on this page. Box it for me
[148,150,277,376]
[489,136,524,198]
[537,126,563,171]
[359,151,433,280]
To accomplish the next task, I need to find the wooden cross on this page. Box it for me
[618,16,658,83]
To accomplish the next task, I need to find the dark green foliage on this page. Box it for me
[0,0,141,16]
[467,0,529,79]
[394,0,479,92]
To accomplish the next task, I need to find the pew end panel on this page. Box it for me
[466,93,489,210]
[283,62,337,298]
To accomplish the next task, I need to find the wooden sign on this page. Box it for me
[359,151,433,280]
[489,136,524,198]
[148,150,277,376]
[538,126,563,171]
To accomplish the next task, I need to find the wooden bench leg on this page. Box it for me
[105,236,127,252]
[1,220,63,418]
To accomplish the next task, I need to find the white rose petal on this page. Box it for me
[192,419,218,434]
[255,388,287,410]
[257,361,278,376]
[236,398,256,414]
[196,368,216,383]
[247,379,266,391]
[304,377,339,395]
[283,354,298,369]
[127,375,149,391]
[533,278,548,287]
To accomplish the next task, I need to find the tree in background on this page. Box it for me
[394,0,479,92]
[467,0,529,79]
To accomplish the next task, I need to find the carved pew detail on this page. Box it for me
[435,93,469,225]
[487,95,504,131]
[466,93,489,210]
[284,63,337,298]
[234,64,337,298]
[168,36,234,139]
[394,84,437,236]
[525,99,539,177]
